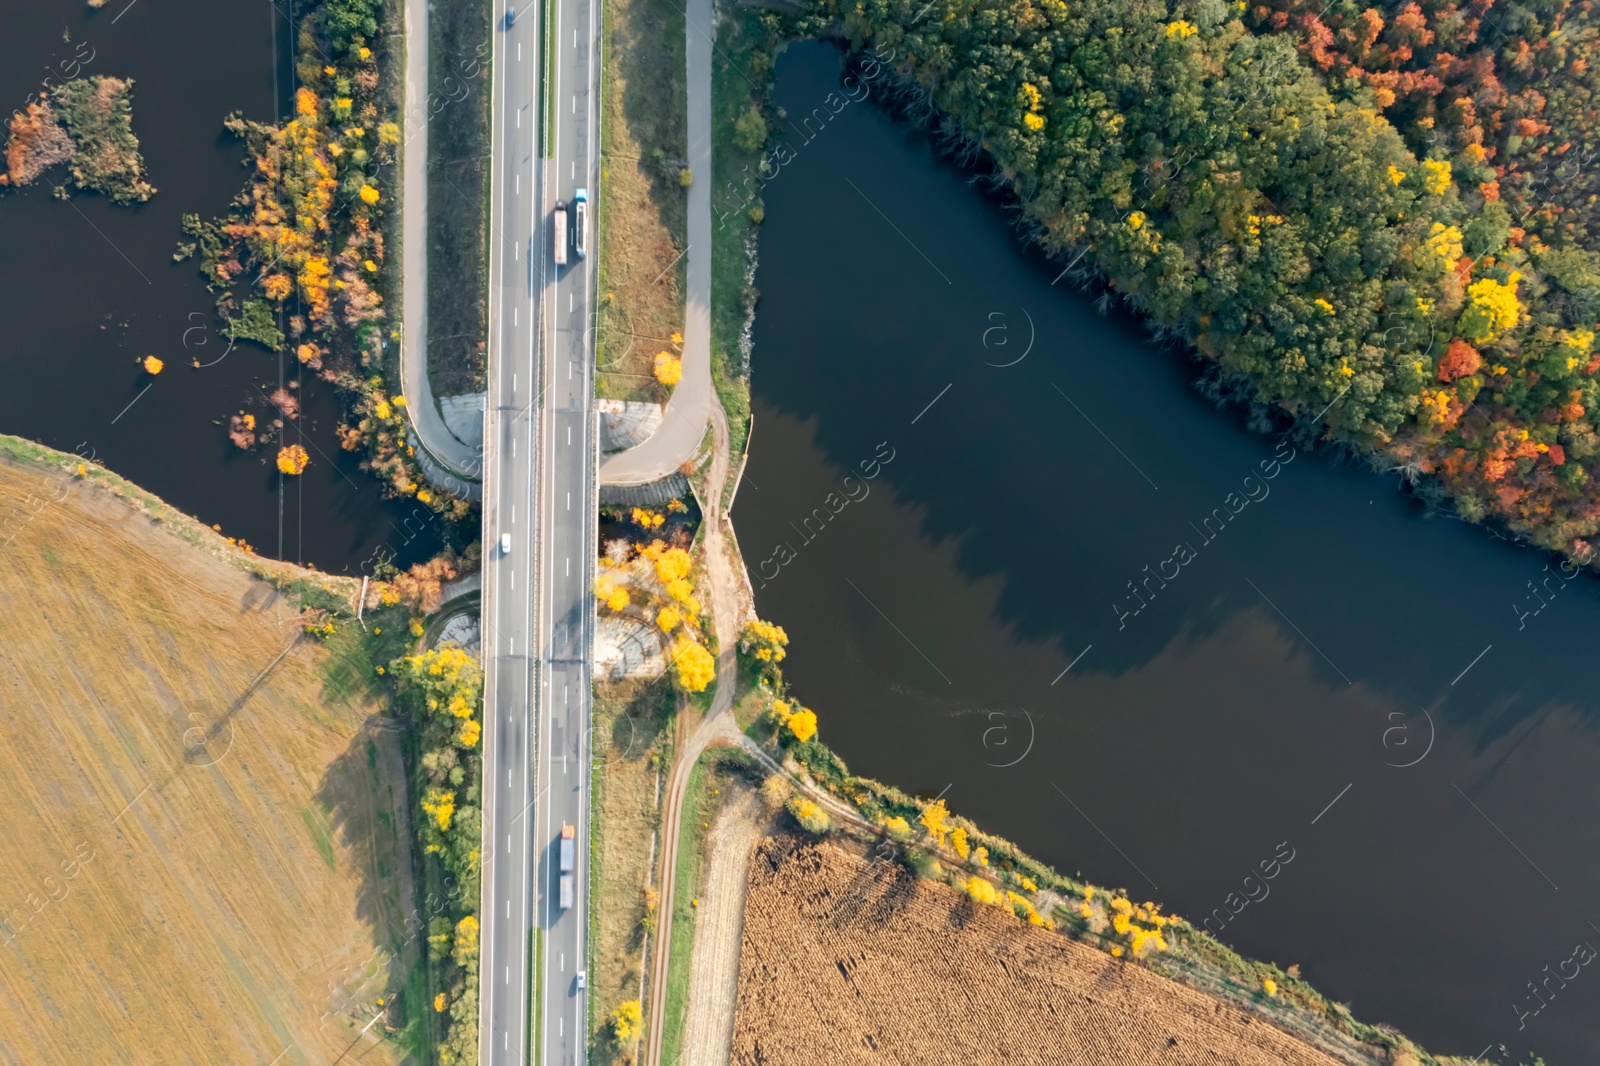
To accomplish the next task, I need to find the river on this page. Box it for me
[738,41,1600,1063]
[0,0,442,572]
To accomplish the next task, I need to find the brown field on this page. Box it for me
[732,838,1350,1066]
[597,0,687,402]
[0,441,420,1065]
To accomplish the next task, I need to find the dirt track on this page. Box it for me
[731,838,1349,1066]
[0,445,416,1065]
[681,786,764,1066]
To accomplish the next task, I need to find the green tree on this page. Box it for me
[734,106,767,153]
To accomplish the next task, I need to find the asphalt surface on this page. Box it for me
[479,0,599,1061]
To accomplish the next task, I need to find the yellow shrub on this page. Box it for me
[671,638,715,692]
[785,708,817,743]
[965,876,1002,906]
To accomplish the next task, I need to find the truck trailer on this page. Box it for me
[558,824,575,910]
[552,202,569,266]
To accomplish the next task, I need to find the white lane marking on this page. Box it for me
[566,491,570,511]
[512,505,516,523]
[516,109,520,129]
[517,42,521,60]
[513,373,517,392]
[569,292,573,312]
[507,768,512,788]
[571,95,576,114]
[574,28,577,47]
[565,558,570,577]
[507,834,511,851]
[568,359,573,380]
[506,899,510,917]
[512,440,516,457]
[505,966,509,985]
[515,174,520,194]
[560,1019,564,1036]
[503,1033,508,1050]
[509,638,514,654]
[567,426,572,446]
[514,306,518,325]
[561,953,565,971]
[564,684,568,704]
[570,161,574,180]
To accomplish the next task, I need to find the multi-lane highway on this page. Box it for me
[479,0,599,1061]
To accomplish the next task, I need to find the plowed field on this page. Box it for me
[732,838,1348,1066]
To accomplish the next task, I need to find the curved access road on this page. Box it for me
[596,0,713,488]
[642,398,742,1066]
[400,0,483,483]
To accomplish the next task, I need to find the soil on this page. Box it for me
[680,783,765,1066]
[0,441,417,1065]
[730,837,1350,1066]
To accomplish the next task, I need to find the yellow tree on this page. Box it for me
[670,638,715,692]
[785,707,817,743]
[608,1000,642,1044]
[919,798,950,848]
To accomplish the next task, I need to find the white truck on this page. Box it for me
[552,201,569,267]
[572,188,588,260]
[558,823,575,910]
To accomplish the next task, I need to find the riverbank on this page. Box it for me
[725,697,1467,1064]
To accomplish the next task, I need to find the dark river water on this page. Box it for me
[0,0,441,572]
[739,42,1600,1064]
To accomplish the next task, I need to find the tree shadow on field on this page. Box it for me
[313,716,427,1060]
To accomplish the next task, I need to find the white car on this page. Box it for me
[499,533,511,555]
[576,970,586,990]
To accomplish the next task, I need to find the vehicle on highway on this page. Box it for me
[504,6,515,27]
[552,201,569,266]
[558,824,575,910]
[499,532,511,555]
[572,188,588,260]
[576,970,586,990]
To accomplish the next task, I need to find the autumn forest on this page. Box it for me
[805,0,1600,562]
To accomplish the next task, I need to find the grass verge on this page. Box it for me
[655,751,733,1066]
[427,0,493,397]
[589,679,676,1061]
[596,0,687,403]
[709,10,792,460]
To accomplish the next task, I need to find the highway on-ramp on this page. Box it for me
[479,0,599,1062]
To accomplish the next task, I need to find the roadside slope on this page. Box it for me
[0,440,417,1066]
[401,0,480,480]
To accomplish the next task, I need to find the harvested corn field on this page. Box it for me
[731,837,1348,1066]
[0,441,419,1065]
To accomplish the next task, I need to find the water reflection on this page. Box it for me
[0,0,443,571]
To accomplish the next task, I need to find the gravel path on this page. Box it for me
[680,787,764,1066]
